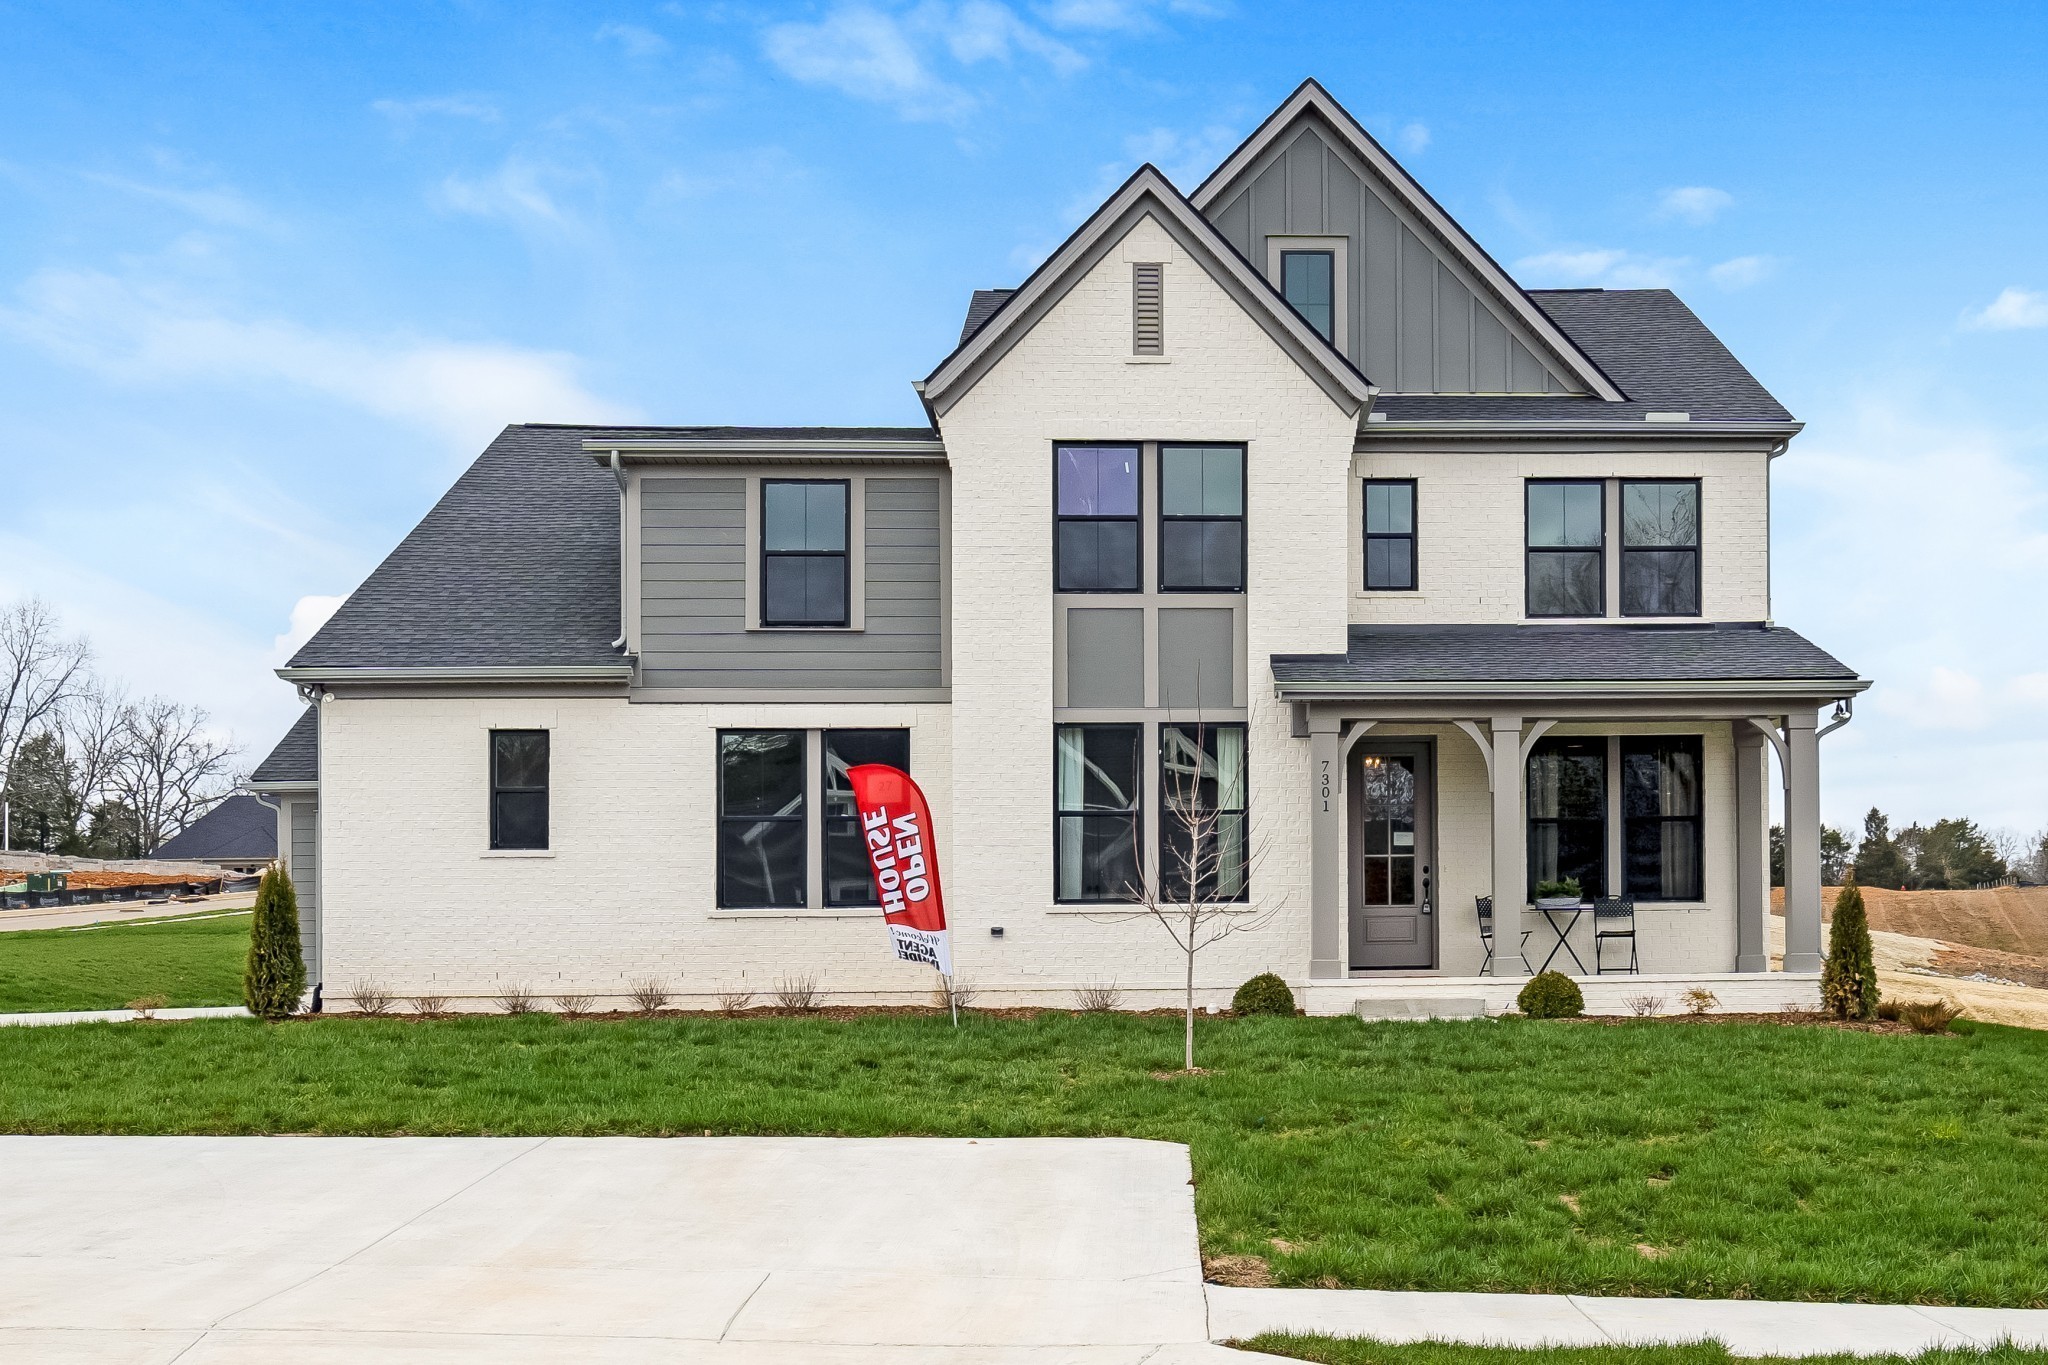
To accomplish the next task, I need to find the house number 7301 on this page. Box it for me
[1319,759,1331,812]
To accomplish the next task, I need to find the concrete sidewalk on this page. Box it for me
[0,1005,249,1028]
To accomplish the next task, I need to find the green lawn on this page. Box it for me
[2,1010,2044,1306]
[0,910,249,1012]
[1238,1341,2048,1365]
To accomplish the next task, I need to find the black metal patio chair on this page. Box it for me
[1476,895,1530,977]
[1593,894,1639,974]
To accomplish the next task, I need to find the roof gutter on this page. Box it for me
[1272,676,1872,702]
[1360,420,1804,438]
[276,665,636,685]
[585,438,945,461]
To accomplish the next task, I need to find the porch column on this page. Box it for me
[1733,725,1770,972]
[1781,709,1825,973]
[1488,714,1527,977]
[1309,711,1343,979]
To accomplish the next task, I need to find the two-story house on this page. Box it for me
[249,81,1867,1015]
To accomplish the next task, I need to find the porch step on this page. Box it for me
[1354,996,1490,1022]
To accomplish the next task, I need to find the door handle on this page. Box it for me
[1421,865,1432,915]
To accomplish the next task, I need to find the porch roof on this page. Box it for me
[1271,623,1865,699]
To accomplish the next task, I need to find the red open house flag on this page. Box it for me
[847,763,952,976]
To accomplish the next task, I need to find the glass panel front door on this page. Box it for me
[1348,744,1434,970]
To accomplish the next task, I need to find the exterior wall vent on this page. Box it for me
[1132,262,1164,355]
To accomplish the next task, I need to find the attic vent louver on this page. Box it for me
[1132,262,1164,355]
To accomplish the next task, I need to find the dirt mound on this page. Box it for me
[1772,884,2048,958]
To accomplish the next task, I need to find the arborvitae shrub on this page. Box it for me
[1517,971,1584,1018]
[244,864,307,1021]
[1232,972,1296,1016]
[1820,875,1879,1021]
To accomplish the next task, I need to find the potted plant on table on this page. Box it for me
[1534,878,1583,910]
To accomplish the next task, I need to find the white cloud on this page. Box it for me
[436,157,580,229]
[1119,123,1239,189]
[596,21,671,57]
[371,95,502,127]
[1962,286,2048,331]
[80,173,270,229]
[0,267,637,451]
[1394,121,1430,156]
[1514,248,1688,289]
[1708,254,1774,290]
[272,594,347,664]
[1033,0,1225,31]
[1657,185,1733,225]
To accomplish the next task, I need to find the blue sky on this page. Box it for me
[2,1,2044,835]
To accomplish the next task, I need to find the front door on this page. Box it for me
[1348,743,1435,970]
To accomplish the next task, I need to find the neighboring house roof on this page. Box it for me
[1271,623,1863,690]
[153,794,278,861]
[250,706,318,785]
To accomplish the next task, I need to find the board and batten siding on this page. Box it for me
[288,800,320,985]
[1207,123,1580,395]
[639,474,944,690]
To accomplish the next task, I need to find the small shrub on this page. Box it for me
[127,994,168,1020]
[243,864,307,1020]
[775,975,822,1011]
[629,979,670,1014]
[1877,997,1902,1022]
[932,977,978,1011]
[1624,993,1666,1018]
[1681,986,1719,1016]
[1534,878,1582,901]
[1074,980,1124,1012]
[349,980,394,1016]
[1232,972,1296,1016]
[716,988,754,1015]
[494,984,536,1015]
[554,994,595,1019]
[1899,999,1962,1034]
[1820,875,1880,1021]
[1517,971,1584,1019]
[410,994,447,1016]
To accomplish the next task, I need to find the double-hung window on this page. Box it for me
[1620,480,1701,616]
[1054,445,1140,592]
[1527,737,1606,900]
[717,730,806,908]
[762,480,849,626]
[1160,723,1248,902]
[1622,737,1703,900]
[1362,479,1416,590]
[1159,445,1245,591]
[1526,480,1604,617]
[489,730,549,850]
[1054,724,1142,902]
[1281,250,1336,341]
[822,729,911,907]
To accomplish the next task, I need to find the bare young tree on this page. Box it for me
[111,698,239,853]
[0,598,91,806]
[58,681,130,838]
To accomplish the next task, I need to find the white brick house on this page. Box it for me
[248,81,1866,1016]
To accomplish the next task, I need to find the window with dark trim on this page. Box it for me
[822,729,910,907]
[761,480,849,626]
[1622,736,1703,900]
[1281,249,1335,341]
[1620,479,1701,617]
[1527,737,1605,900]
[1526,480,1604,617]
[489,730,549,850]
[1160,722,1248,903]
[1054,724,1142,902]
[1158,444,1245,592]
[717,729,805,908]
[1054,445,1141,592]
[1362,479,1416,590]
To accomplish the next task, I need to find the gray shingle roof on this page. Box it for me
[960,289,1015,345]
[250,706,318,784]
[1271,623,1858,687]
[153,794,278,861]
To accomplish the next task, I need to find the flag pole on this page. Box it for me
[945,973,958,1028]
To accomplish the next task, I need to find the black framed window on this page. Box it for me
[1620,480,1701,617]
[1054,724,1141,902]
[823,729,910,907]
[717,729,805,908]
[762,480,849,626]
[1160,723,1248,903]
[1159,444,1245,591]
[1527,737,1605,900]
[1526,480,1604,617]
[1363,479,1416,590]
[1055,445,1140,592]
[1281,250,1335,341]
[1622,736,1703,900]
[489,730,548,850]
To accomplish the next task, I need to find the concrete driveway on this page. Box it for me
[0,1136,1232,1364]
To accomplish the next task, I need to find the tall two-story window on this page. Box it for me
[822,729,910,906]
[1054,445,1140,591]
[1620,480,1701,616]
[1526,480,1604,617]
[1281,250,1336,341]
[1527,737,1605,900]
[489,730,549,850]
[1159,445,1245,591]
[1622,737,1703,900]
[1160,723,1248,902]
[1362,479,1417,590]
[762,480,849,626]
[1054,724,1141,902]
[717,730,805,907]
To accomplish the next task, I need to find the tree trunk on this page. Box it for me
[1184,942,1196,1071]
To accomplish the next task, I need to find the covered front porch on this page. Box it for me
[1271,624,1869,1016]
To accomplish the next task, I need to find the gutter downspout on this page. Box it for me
[1816,696,1854,741]
[611,450,629,652]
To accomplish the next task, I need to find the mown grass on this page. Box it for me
[1238,1341,2048,1365]
[0,910,249,1012]
[3,1009,2045,1306]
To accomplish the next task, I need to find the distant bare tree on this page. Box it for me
[0,598,90,806]
[111,698,239,854]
